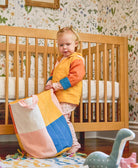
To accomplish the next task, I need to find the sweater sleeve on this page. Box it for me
[60,58,85,90]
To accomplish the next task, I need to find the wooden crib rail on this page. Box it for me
[0,26,57,39]
[0,26,128,135]
[0,43,58,54]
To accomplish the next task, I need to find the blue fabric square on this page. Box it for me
[47,115,73,153]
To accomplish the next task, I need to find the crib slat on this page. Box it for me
[120,45,124,122]
[79,41,83,123]
[99,51,102,121]
[43,39,47,86]
[99,51,101,80]
[91,50,94,121]
[28,52,31,78]
[5,36,9,125]
[103,43,107,122]
[15,36,19,100]
[54,39,57,64]
[35,38,38,94]
[96,43,99,122]
[107,50,110,121]
[107,50,109,80]
[123,37,129,127]
[88,42,91,122]
[112,44,115,122]
[116,47,119,82]
[116,47,120,121]
[25,37,29,97]
[21,51,24,77]
[50,53,53,74]
[13,51,16,77]
[91,51,93,80]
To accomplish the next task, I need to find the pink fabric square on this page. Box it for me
[19,127,57,158]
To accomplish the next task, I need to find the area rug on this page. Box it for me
[0,153,88,168]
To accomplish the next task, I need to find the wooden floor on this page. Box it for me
[79,138,138,161]
[0,138,137,161]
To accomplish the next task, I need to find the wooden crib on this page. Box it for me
[0,26,128,137]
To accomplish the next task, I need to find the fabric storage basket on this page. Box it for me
[9,89,73,158]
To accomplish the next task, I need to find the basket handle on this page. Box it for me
[18,95,38,110]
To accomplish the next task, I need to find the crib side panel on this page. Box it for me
[0,26,58,134]
[72,33,128,132]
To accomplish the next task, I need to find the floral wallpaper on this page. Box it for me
[0,0,137,122]
[0,0,98,31]
[96,0,138,122]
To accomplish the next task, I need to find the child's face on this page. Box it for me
[57,32,78,57]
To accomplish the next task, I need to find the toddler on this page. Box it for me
[45,26,85,154]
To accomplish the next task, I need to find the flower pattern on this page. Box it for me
[97,0,138,121]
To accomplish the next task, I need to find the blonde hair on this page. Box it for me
[57,26,80,52]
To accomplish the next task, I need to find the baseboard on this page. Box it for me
[129,121,138,130]
[85,132,97,138]
[96,135,138,145]
[76,132,97,139]
[0,135,17,142]
[129,121,138,144]
[96,122,138,145]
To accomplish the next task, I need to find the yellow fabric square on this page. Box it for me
[37,90,62,126]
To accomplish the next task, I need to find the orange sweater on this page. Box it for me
[50,52,85,105]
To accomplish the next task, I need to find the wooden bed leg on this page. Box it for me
[79,132,85,148]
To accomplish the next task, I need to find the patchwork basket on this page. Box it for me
[9,89,73,158]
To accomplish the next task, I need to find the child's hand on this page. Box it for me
[45,85,53,90]
[45,80,53,90]
[52,82,63,92]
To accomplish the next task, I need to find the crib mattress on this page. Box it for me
[82,80,119,101]
[0,77,119,101]
[0,77,44,100]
